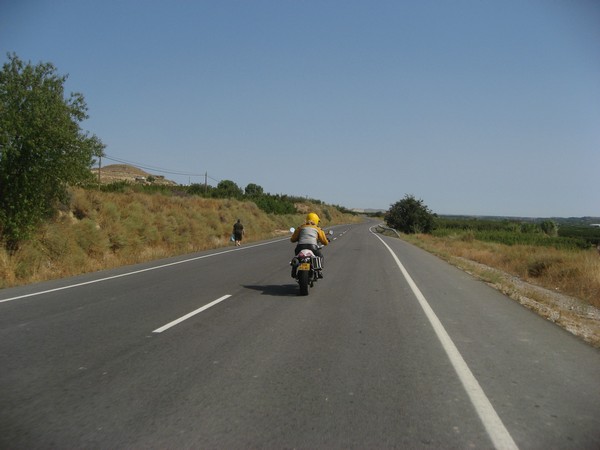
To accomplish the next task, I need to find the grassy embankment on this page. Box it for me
[0,187,360,288]
[402,231,600,309]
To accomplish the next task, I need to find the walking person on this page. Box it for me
[233,219,245,246]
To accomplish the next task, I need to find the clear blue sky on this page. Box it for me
[2,1,599,217]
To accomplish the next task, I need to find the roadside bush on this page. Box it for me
[10,243,45,282]
[527,259,552,277]
[74,218,109,257]
[386,194,436,234]
[100,181,131,193]
[253,195,296,215]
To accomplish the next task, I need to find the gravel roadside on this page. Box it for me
[455,257,600,348]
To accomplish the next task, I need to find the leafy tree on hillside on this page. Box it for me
[0,53,104,251]
[253,195,296,214]
[244,183,264,197]
[385,194,436,234]
[213,180,243,199]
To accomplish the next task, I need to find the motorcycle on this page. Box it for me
[289,229,333,296]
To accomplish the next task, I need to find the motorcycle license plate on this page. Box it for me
[298,263,311,271]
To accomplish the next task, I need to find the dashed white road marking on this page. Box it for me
[153,295,232,333]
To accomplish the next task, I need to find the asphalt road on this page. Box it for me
[1,220,599,448]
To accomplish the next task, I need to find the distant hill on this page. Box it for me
[352,208,386,214]
[90,164,177,186]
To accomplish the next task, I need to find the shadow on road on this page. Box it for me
[243,284,299,297]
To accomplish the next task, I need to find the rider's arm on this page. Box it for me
[290,226,301,243]
[317,228,329,245]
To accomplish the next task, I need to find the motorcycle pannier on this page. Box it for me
[311,256,322,270]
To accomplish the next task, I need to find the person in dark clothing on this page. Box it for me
[233,219,245,246]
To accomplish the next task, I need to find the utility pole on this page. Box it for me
[205,171,208,192]
[98,155,102,186]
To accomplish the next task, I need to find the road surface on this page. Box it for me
[1,220,599,448]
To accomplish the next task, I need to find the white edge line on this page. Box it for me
[0,239,287,304]
[371,230,518,450]
[153,295,232,333]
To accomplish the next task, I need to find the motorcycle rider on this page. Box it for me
[291,212,329,278]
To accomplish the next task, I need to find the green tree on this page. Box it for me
[520,223,539,234]
[187,183,207,196]
[540,220,559,237]
[213,180,243,199]
[253,194,296,214]
[244,183,264,197]
[385,194,436,234]
[0,53,104,251]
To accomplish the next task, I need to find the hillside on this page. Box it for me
[90,164,177,185]
[0,187,360,288]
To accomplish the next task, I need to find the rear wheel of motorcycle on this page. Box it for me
[298,271,309,296]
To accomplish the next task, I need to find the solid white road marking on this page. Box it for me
[372,230,519,450]
[152,295,232,333]
[0,239,287,304]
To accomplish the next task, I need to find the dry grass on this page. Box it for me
[402,233,600,309]
[0,188,360,288]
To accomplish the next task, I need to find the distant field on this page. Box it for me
[558,225,600,246]
[406,216,600,311]
[434,217,600,249]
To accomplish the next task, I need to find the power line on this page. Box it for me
[103,154,203,176]
[102,154,220,182]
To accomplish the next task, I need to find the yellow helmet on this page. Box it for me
[306,212,320,225]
